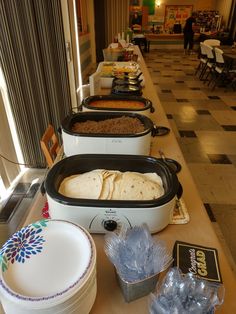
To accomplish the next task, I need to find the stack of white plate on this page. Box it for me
[0,219,97,314]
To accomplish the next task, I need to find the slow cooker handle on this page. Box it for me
[40,181,46,195]
[177,182,183,199]
[150,106,155,113]
[152,125,170,136]
[146,99,155,113]
[165,164,183,199]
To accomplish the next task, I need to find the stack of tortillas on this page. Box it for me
[58,169,164,200]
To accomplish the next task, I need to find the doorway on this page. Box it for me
[94,0,106,62]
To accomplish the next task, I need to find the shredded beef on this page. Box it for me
[72,116,145,134]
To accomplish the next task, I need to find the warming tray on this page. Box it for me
[45,154,179,234]
[61,112,158,157]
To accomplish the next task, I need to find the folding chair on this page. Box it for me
[195,42,208,76]
[203,39,221,47]
[210,48,236,90]
[199,43,215,81]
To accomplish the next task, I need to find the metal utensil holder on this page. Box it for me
[116,270,160,302]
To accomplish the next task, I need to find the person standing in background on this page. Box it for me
[183,12,197,55]
[131,12,142,31]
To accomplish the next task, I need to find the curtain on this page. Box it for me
[0,0,72,168]
[104,0,129,46]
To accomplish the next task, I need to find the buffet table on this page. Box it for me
[3,46,235,314]
[90,47,236,313]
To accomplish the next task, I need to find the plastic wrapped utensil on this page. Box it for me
[104,224,173,283]
[149,267,224,314]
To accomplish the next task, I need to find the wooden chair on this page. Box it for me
[40,124,60,167]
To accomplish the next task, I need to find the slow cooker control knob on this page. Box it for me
[103,220,117,231]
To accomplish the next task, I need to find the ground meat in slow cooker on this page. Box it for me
[72,116,145,134]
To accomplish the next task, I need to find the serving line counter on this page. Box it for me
[145,33,200,50]
[4,46,236,314]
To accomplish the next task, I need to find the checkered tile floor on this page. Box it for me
[145,49,236,274]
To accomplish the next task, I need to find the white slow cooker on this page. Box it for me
[45,154,180,234]
[61,112,159,157]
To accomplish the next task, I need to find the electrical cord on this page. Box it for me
[0,153,42,168]
[1,152,49,193]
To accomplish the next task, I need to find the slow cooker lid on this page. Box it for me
[45,154,179,208]
[111,85,142,96]
[113,78,141,85]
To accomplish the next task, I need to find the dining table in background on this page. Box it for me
[218,46,236,68]
[223,53,236,67]
[212,46,236,77]
[219,45,236,54]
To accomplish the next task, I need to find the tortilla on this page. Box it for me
[117,172,164,200]
[58,170,103,199]
[99,172,116,200]
[58,169,164,201]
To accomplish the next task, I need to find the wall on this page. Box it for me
[215,0,232,26]
[131,0,221,30]
[154,0,216,17]
[79,33,93,82]
[67,0,95,87]
[79,0,97,83]
[78,0,96,83]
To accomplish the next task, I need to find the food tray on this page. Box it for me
[81,95,154,116]
[96,62,141,88]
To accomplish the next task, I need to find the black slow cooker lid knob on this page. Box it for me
[103,220,118,232]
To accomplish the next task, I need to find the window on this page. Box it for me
[0,67,23,201]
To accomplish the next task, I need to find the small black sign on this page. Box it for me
[173,241,222,283]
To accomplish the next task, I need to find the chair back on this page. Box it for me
[214,47,224,64]
[203,39,221,47]
[40,124,60,167]
[200,42,207,56]
[203,43,214,59]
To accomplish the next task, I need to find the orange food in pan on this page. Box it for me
[88,100,146,109]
